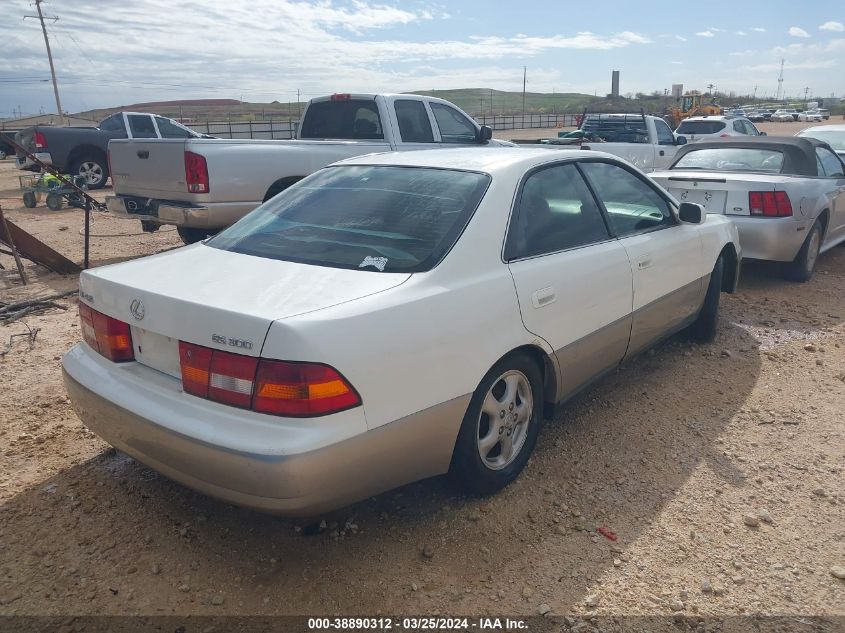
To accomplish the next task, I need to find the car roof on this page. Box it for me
[671,136,831,176]
[798,124,845,132]
[334,147,618,173]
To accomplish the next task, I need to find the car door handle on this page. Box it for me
[137,150,149,159]
[531,287,556,308]
[637,257,653,270]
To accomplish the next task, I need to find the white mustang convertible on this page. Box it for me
[63,148,741,516]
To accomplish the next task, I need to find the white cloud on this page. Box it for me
[752,27,766,32]
[736,30,746,36]
[788,26,810,38]
[729,49,755,57]
[675,35,687,41]
[696,31,714,37]
[744,58,835,72]
[670,61,683,65]
[819,21,844,32]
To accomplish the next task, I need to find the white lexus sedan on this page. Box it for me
[63,148,740,517]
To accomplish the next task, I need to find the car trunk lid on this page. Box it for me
[79,244,410,378]
[651,170,796,216]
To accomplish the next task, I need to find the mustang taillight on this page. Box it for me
[749,191,793,217]
[78,303,134,362]
[184,151,209,193]
[178,342,360,417]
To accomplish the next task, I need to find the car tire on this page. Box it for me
[70,154,108,190]
[449,353,543,496]
[22,192,37,208]
[176,226,216,245]
[0,150,6,160]
[45,192,63,211]
[783,220,822,282]
[687,255,724,343]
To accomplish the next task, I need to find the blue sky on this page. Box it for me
[0,0,843,118]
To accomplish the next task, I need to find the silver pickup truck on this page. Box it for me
[107,93,510,243]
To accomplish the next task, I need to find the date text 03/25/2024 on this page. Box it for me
[307,617,529,630]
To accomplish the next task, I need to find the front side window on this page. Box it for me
[579,162,673,236]
[127,115,157,138]
[816,147,845,177]
[431,103,478,144]
[99,115,124,133]
[208,166,490,273]
[394,100,434,143]
[655,119,675,145]
[506,163,610,259]
[155,116,195,139]
[672,148,785,173]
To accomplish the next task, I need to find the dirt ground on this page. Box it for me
[0,122,843,625]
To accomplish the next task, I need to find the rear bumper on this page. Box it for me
[105,195,257,229]
[16,152,51,170]
[62,344,467,517]
[730,215,809,262]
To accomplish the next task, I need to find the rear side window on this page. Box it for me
[431,103,478,144]
[816,147,845,177]
[394,100,434,143]
[506,163,610,259]
[673,148,785,173]
[155,116,194,139]
[676,120,726,135]
[299,100,384,140]
[128,115,157,138]
[579,162,672,236]
[208,166,490,273]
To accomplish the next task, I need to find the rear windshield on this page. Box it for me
[676,121,726,135]
[673,148,785,172]
[581,117,648,143]
[208,166,491,273]
[797,129,845,151]
[299,99,384,140]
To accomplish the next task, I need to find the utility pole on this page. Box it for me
[776,58,784,101]
[25,0,64,123]
[522,66,527,125]
[803,86,809,108]
[297,89,301,117]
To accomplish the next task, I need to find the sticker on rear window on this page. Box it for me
[359,256,388,271]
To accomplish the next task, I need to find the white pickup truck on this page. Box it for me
[107,93,510,243]
[553,113,688,173]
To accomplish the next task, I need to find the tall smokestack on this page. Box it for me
[611,70,620,98]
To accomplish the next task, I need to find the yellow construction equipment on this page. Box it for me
[664,91,722,129]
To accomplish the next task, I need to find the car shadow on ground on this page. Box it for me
[0,317,764,616]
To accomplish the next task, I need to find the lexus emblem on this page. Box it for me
[129,299,145,321]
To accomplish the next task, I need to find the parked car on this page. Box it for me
[0,131,18,160]
[63,147,741,517]
[818,109,830,120]
[650,137,845,281]
[798,110,824,122]
[796,124,845,159]
[559,113,687,172]
[771,110,796,122]
[746,111,766,123]
[675,116,764,142]
[106,93,511,244]
[14,112,208,189]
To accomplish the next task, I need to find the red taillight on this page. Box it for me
[78,303,134,362]
[177,343,360,417]
[254,360,360,417]
[749,191,792,217]
[184,151,209,193]
[34,130,48,149]
[330,93,351,101]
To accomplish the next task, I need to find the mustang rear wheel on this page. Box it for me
[783,220,822,282]
[450,354,543,495]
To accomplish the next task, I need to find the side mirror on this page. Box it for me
[675,135,687,145]
[477,125,493,143]
[678,202,705,224]
[759,131,767,136]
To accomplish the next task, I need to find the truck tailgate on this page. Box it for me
[109,139,188,197]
